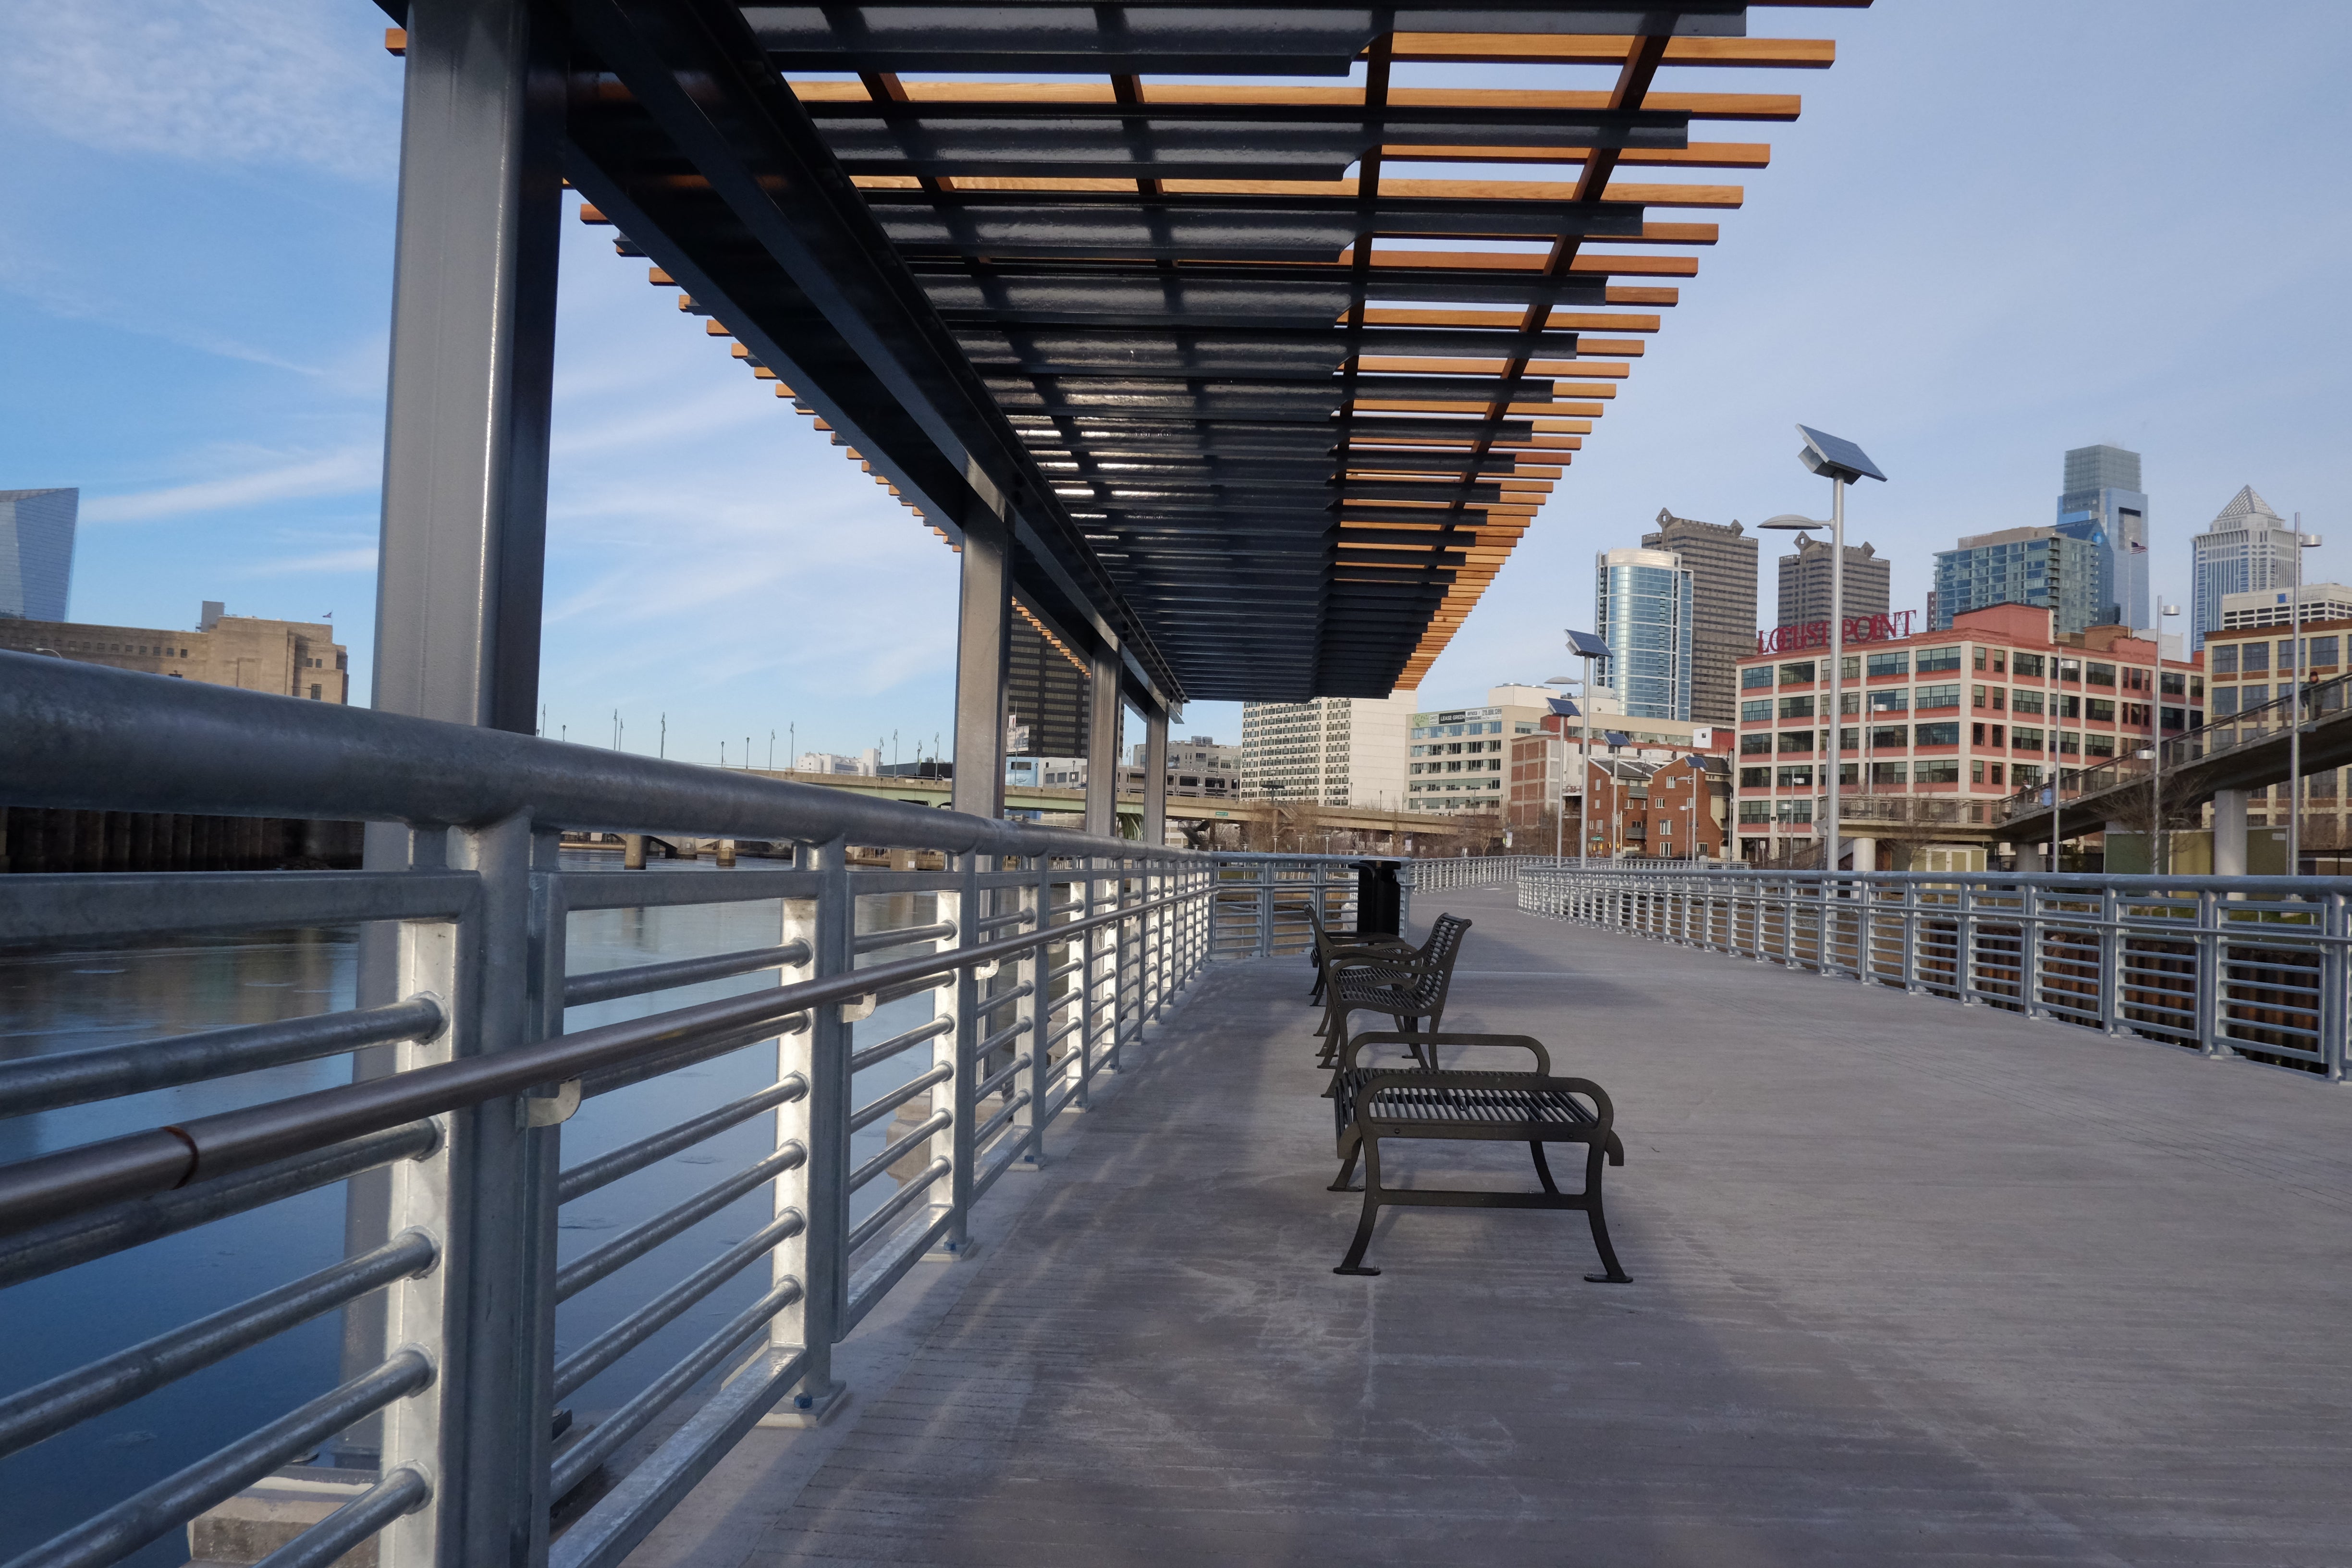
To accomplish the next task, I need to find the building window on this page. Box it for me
[1777,695,1814,720]
[1867,651,1909,678]
[1742,666,1773,689]
[1776,766,1813,787]
[1868,724,1906,749]
[1870,761,1907,786]
[2086,662,2116,687]
[1915,646,1963,674]
[1971,760,1985,784]
[1916,683,1961,710]
[1914,760,1961,784]
[1779,662,1815,685]
[2011,689,2044,715]
[2084,735,2114,758]
[2012,652,2046,678]
[1740,734,1772,756]
[1777,732,1812,753]
[2086,698,2116,723]
[1739,767,1771,788]
[2312,636,2340,667]
[2242,643,2268,673]
[1741,699,1771,722]
[309,684,322,699]
[1739,801,1772,823]
[1915,722,1961,747]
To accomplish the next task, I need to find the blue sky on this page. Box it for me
[2,0,2347,762]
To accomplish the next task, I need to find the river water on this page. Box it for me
[0,853,945,1566]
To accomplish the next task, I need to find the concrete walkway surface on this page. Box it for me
[621,884,2352,1567]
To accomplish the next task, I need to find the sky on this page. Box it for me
[2,0,2347,764]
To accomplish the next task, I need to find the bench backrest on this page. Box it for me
[1398,913,1470,1010]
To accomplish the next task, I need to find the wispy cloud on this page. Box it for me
[0,0,401,181]
[233,543,379,577]
[82,446,380,524]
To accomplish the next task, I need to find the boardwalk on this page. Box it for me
[624,885,2352,1567]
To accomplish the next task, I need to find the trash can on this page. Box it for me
[1354,860,1403,938]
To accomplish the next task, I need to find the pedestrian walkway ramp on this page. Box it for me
[620,885,2352,1565]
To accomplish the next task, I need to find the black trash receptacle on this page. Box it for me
[1354,860,1403,938]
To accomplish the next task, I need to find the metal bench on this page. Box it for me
[1301,894,1417,1005]
[1327,1030,1629,1283]
[1315,913,1470,1069]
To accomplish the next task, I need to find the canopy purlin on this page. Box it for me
[529,1,1866,703]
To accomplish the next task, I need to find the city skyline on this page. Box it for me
[3,2,2344,762]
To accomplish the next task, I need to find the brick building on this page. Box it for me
[0,600,349,702]
[1733,602,2202,867]
[2202,616,2352,844]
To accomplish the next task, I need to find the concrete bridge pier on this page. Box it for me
[2213,788,2248,876]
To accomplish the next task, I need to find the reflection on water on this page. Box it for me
[0,852,943,1566]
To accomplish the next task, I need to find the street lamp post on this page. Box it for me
[2290,527,2324,875]
[1543,674,1586,863]
[1758,426,1888,880]
[1562,630,1609,868]
[2153,602,2180,874]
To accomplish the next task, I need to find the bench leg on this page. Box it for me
[1581,1142,1631,1285]
[1333,1138,1383,1275]
[1528,1142,1560,1196]
[1328,1135,1361,1193]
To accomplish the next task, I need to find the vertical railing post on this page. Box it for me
[2100,883,2124,1035]
[1020,857,1053,1167]
[2323,892,2348,1082]
[378,812,559,1568]
[2022,878,2047,1022]
[770,834,848,1422]
[929,849,980,1256]
[2195,888,2230,1057]
[1108,857,1131,1073]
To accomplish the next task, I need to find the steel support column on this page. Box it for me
[1084,650,1123,840]
[346,0,567,1439]
[951,522,1011,823]
[1141,707,1170,850]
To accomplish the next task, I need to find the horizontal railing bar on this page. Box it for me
[3,1350,432,1568]
[0,870,478,946]
[564,943,811,1008]
[1041,1017,1083,1051]
[970,1120,1034,1204]
[847,1017,954,1076]
[974,1054,1031,1104]
[849,1065,952,1136]
[840,869,960,894]
[1045,898,1086,916]
[0,651,1204,862]
[582,1013,808,1100]
[559,1076,808,1204]
[974,1019,1031,1060]
[0,998,446,1122]
[845,1158,950,1252]
[0,1229,437,1463]
[549,1276,803,1501]
[558,867,818,910]
[847,1112,953,1195]
[0,1122,439,1290]
[972,909,1036,930]
[972,1088,1031,1146]
[1043,958,1084,983]
[976,981,1035,1014]
[842,1209,956,1337]
[249,1465,430,1568]
[553,1209,807,1401]
[851,920,956,955]
[546,1344,806,1568]
[0,882,1208,1237]
[870,973,954,1007]
[556,1142,808,1303]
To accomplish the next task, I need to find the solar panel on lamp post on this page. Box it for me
[1758,426,1888,882]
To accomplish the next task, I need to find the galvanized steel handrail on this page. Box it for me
[1519,863,2352,1079]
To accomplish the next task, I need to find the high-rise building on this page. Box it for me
[2054,443,2149,631]
[1239,692,1418,808]
[2190,486,2298,652]
[1004,605,1089,758]
[0,487,78,621]
[1595,547,1693,721]
[0,600,348,700]
[1641,508,1757,728]
[1775,534,1890,627]
[1932,526,2107,636]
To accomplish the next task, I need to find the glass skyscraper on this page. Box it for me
[1594,546,1693,721]
[2190,485,2298,652]
[2054,444,2148,630]
[0,488,77,621]
[1932,526,2106,635]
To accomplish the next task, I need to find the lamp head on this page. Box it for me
[2161,603,2181,618]
[1756,513,1825,533]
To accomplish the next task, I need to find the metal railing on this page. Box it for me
[0,653,1341,1568]
[1406,855,1551,892]
[1518,862,2352,1079]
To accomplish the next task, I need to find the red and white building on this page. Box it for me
[1733,603,2205,868]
